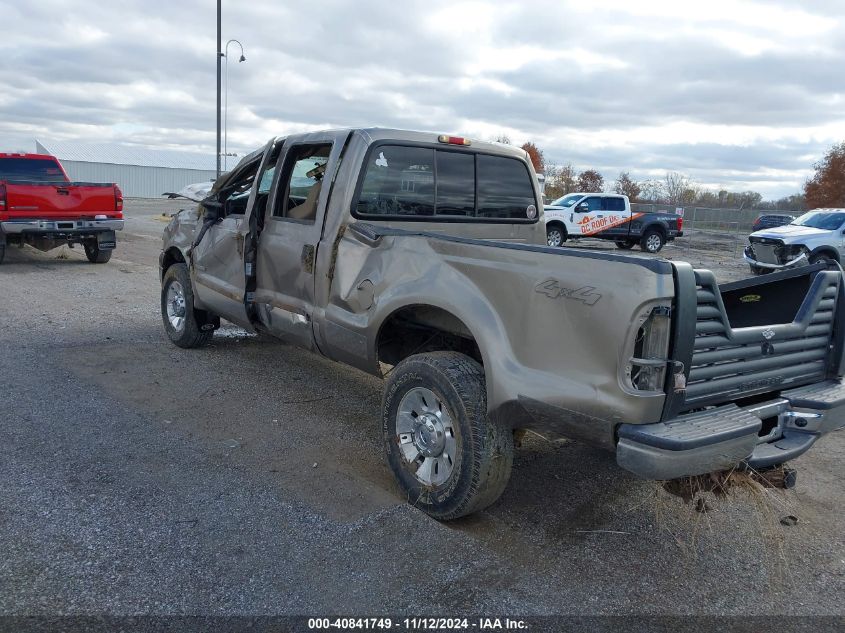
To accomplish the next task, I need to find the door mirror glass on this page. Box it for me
[576,202,590,212]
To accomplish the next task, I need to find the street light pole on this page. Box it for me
[223,39,246,171]
[216,0,222,179]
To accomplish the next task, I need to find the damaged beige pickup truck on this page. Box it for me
[160,129,845,519]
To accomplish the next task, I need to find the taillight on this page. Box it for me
[114,185,124,216]
[0,183,6,215]
[628,306,672,392]
[677,216,683,232]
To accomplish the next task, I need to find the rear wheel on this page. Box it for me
[546,225,566,247]
[0,239,5,265]
[382,351,513,520]
[84,241,112,264]
[640,229,665,253]
[161,263,214,348]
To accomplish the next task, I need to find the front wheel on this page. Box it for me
[640,229,665,253]
[382,352,514,520]
[84,241,112,264]
[161,263,214,348]
[809,253,836,269]
[546,225,566,247]
[615,240,635,250]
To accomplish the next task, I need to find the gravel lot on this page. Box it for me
[0,199,843,618]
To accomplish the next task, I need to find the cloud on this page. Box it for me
[0,0,843,198]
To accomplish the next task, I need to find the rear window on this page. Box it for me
[476,154,535,219]
[354,144,536,221]
[0,158,66,182]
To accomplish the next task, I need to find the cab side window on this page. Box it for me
[582,197,602,212]
[272,143,332,223]
[603,197,626,212]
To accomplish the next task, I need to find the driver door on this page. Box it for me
[191,141,275,328]
[572,196,603,237]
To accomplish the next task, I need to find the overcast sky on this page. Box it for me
[1,0,843,198]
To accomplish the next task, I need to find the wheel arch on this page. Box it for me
[809,245,840,262]
[545,219,567,234]
[642,221,667,237]
[160,246,187,280]
[375,303,484,370]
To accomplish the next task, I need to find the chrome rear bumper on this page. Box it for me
[617,380,845,480]
[1,218,124,234]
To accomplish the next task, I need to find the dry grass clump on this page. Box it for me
[653,466,799,578]
[662,466,795,507]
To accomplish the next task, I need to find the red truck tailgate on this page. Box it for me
[4,182,120,221]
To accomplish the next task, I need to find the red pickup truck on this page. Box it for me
[0,153,124,264]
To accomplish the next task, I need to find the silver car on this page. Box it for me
[744,208,845,274]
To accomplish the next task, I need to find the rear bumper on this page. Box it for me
[617,380,845,480]
[1,218,124,235]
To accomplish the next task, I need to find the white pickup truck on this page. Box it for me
[544,193,683,253]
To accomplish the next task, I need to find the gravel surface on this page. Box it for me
[0,199,843,617]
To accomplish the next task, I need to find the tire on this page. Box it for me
[382,351,514,520]
[640,229,665,253]
[84,241,112,264]
[749,265,770,275]
[615,240,635,250]
[809,253,836,268]
[161,263,214,348]
[546,225,566,247]
[0,240,5,265]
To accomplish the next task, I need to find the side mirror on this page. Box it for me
[577,202,589,212]
[199,198,224,222]
[200,198,223,211]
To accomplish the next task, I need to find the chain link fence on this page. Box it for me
[630,203,796,256]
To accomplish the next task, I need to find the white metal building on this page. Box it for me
[35,139,217,198]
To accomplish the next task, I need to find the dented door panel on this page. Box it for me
[191,215,249,325]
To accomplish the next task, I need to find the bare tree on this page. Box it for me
[664,171,699,205]
[614,172,641,201]
[577,169,604,193]
[637,179,666,202]
[493,134,511,145]
[544,163,576,199]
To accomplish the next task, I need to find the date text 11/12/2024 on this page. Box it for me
[307,617,529,630]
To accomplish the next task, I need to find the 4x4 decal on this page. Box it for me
[535,279,602,306]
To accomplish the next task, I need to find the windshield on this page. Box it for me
[791,211,845,230]
[548,193,583,207]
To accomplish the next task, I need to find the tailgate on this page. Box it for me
[4,182,118,221]
[682,264,842,409]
